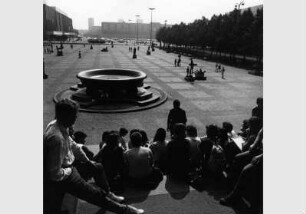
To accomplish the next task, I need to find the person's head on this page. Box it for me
[173,123,186,138]
[55,99,79,127]
[206,124,219,140]
[173,99,180,109]
[153,128,166,142]
[119,127,128,137]
[102,131,110,143]
[107,131,120,149]
[139,130,149,146]
[130,129,140,138]
[256,97,263,109]
[248,116,262,134]
[241,119,249,130]
[222,122,233,133]
[130,131,142,148]
[73,131,87,144]
[186,125,197,137]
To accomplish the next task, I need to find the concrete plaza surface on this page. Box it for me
[43,43,262,214]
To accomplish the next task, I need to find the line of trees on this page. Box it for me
[156,8,263,64]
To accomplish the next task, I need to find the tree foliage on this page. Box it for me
[156,8,263,61]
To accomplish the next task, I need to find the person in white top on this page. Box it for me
[44,99,144,214]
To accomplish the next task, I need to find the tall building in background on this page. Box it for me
[43,3,76,40]
[88,18,94,30]
[101,22,163,39]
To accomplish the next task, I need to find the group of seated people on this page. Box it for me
[44,97,263,214]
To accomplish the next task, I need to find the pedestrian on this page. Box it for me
[215,63,218,72]
[174,59,177,67]
[221,66,225,79]
[167,99,187,137]
[79,50,81,58]
[43,58,48,79]
[189,58,195,73]
[178,54,181,67]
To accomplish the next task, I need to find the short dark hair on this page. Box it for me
[102,131,110,142]
[257,97,263,105]
[119,127,128,136]
[186,125,197,137]
[73,131,87,144]
[153,128,166,142]
[173,123,186,138]
[107,131,120,148]
[139,130,149,145]
[206,124,219,139]
[173,99,180,108]
[55,99,79,127]
[130,132,142,147]
[222,122,233,133]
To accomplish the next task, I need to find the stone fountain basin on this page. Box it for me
[77,69,147,90]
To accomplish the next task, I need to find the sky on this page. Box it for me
[44,0,263,30]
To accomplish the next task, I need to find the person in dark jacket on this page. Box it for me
[167,123,191,182]
[167,99,187,137]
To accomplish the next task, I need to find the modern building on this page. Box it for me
[43,3,76,40]
[88,18,94,30]
[101,22,163,40]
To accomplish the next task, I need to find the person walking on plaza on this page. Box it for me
[174,58,177,67]
[43,58,48,79]
[189,58,196,73]
[178,54,181,67]
[167,99,187,137]
[221,66,225,79]
[44,99,144,214]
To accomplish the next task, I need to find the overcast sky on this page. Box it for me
[44,0,263,30]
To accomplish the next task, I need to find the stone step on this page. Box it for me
[137,94,160,106]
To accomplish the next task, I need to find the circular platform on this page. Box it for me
[54,86,167,113]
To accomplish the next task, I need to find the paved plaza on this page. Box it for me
[43,43,262,214]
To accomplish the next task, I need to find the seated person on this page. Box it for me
[242,117,262,151]
[44,99,143,214]
[149,128,168,174]
[199,124,219,174]
[99,131,110,149]
[119,127,129,150]
[252,97,263,120]
[94,131,125,192]
[73,131,94,160]
[167,123,191,181]
[220,154,263,212]
[139,129,150,147]
[237,119,249,139]
[124,131,163,188]
[186,125,202,170]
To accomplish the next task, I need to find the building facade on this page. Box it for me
[43,4,75,40]
[101,22,163,40]
[88,18,94,30]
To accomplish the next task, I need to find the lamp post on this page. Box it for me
[136,15,140,44]
[149,8,155,46]
[235,0,244,10]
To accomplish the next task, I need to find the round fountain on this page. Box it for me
[54,68,167,113]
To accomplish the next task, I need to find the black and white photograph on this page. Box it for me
[0,0,305,213]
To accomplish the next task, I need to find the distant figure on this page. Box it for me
[167,99,187,137]
[215,63,219,72]
[90,44,93,49]
[133,47,137,59]
[83,44,86,47]
[186,67,190,77]
[137,46,140,51]
[178,54,181,67]
[43,58,48,79]
[174,59,177,67]
[189,58,196,73]
[111,41,114,48]
[221,66,225,79]
[70,44,73,49]
[79,50,81,58]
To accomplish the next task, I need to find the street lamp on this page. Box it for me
[136,15,140,44]
[235,0,245,10]
[149,8,155,46]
